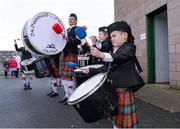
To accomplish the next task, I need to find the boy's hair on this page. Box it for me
[69,13,77,20]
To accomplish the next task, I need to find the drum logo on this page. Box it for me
[30,13,49,37]
[43,43,58,54]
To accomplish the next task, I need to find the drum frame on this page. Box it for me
[68,73,108,105]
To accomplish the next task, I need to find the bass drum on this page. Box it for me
[21,12,67,56]
[68,73,118,123]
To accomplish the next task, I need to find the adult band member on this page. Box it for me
[81,21,144,128]
[58,13,81,105]
[14,40,33,90]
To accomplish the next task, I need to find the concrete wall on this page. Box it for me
[114,0,180,89]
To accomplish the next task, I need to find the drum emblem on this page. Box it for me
[43,43,58,54]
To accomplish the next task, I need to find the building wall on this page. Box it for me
[114,0,180,89]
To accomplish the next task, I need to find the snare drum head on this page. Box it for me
[22,12,67,55]
[21,58,36,66]
[68,73,107,105]
[74,64,103,72]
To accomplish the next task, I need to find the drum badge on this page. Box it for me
[43,43,58,54]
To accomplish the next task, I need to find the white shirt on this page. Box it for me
[103,47,118,62]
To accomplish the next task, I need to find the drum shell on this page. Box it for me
[74,64,103,87]
[74,71,93,87]
[72,81,118,123]
[33,57,52,78]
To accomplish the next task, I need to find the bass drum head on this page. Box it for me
[22,12,67,55]
[21,20,44,56]
[68,73,107,105]
[20,58,36,66]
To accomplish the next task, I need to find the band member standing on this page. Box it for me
[58,13,81,104]
[81,21,144,128]
[14,40,33,90]
[47,53,60,97]
[81,26,112,64]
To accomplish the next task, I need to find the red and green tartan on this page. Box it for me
[114,90,139,128]
[59,53,78,80]
[49,59,59,78]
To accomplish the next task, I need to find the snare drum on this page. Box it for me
[74,64,103,87]
[68,73,118,123]
[20,58,36,74]
[33,57,52,78]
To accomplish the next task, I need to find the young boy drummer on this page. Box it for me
[81,21,144,128]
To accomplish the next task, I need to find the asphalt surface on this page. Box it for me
[0,75,180,128]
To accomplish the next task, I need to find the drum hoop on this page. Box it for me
[68,73,108,105]
[74,64,103,72]
[21,20,44,56]
[21,58,36,65]
[28,12,67,55]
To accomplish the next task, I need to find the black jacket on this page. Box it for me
[63,26,81,56]
[89,42,144,89]
[82,39,112,64]
[14,44,32,61]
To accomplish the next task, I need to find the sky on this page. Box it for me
[0,0,114,51]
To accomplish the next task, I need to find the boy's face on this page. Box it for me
[110,31,128,48]
[68,17,77,26]
[98,32,108,42]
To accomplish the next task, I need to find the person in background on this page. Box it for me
[8,56,17,79]
[14,39,33,90]
[47,53,61,97]
[3,58,9,78]
[14,51,21,78]
[81,26,112,64]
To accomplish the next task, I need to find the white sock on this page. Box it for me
[26,75,31,86]
[68,80,75,95]
[113,124,119,129]
[62,79,69,98]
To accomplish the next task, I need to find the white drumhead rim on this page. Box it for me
[68,73,107,105]
[27,12,67,55]
[74,64,103,72]
[21,20,44,56]
[21,58,36,66]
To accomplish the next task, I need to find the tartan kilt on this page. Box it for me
[49,58,59,78]
[115,90,139,128]
[59,54,78,80]
[49,63,59,78]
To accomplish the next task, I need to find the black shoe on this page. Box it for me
[47,91,53,96]
[58,97,68,103]
[27,85,32,90]
[63,100,68,105]
[24,84,28,90]
[49,92,58,97]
